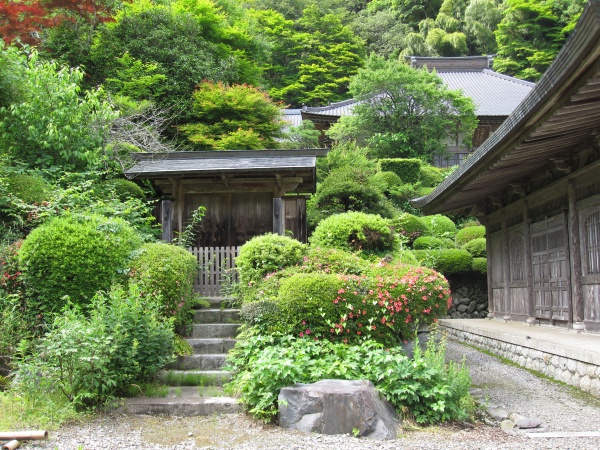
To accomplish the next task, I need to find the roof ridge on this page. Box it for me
[482,69,537,87]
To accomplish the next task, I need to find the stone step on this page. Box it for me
[191,323,240,339]
[116,387,240,416]
[166,354,228,371]
[187,338,237,354]
[159,370,233,387]
[193,308,240,324]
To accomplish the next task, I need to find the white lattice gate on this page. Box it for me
[189,246,240,297]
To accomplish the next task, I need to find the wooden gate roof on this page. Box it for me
[415,1,600,216]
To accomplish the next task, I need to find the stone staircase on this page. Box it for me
[117,297,242,416]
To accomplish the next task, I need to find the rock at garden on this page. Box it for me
[510,413,543,429]
[278,379,399,440]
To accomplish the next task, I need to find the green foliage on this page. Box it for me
[236,233,307,286]
[493,0,585,81]
[328,55,476,160]
[225,328,471,423]
[413,249,473,275]
[421,214,458,238]
[99,179,145,202]
[239,300,282,329]
[178,81,283,150]
[128,242,199,329]
[273,267,450,345]
[14,284,174,410]
[413,236,451,250]
[172,206,206,249]
[472,257,488,274]
[310,212,396,256]
[301,247,371,275]
[369,171,403,194]
[389,250,419,266]
[464,0,502,55]
[316,142,376,180]
[19,213,142,317]
[463,238,487,258]
[455,225,486,247]
[3,172,51,205]
[392,213,429,245]
[379,158,422,184]
[280,119,321,149]
[419,165,445,187]
[0,46,117,173]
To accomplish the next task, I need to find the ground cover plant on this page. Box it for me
[225,326,473,424]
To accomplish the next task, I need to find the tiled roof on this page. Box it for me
[281,62,535,121]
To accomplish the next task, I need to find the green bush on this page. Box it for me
[225,330,472,424]
[463,238,487,257]
[413,236,450,250]
[392,213,429,244]
[19,213,141,316]
[310,212,397,256]
[14,284,174,410]
[128,242,198,328]
[455,226,486,247]
[413,249,473,275]
[389,250,419,266]
[472,257,488,274]
[300,247,370,275]
[99,179,145,201]
[236,234,307,285]
[421,214,458,238]
[378,158,422,183]
[275,268,450,346]
[4,172,51,205]
[419,165,445,187]
[239,300,281,329]
[370,171,403,193]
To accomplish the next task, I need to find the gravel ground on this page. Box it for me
[18,340,600,450]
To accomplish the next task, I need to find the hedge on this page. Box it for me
[4,172,51,205]
[419,165,445,187]
[392,213,429,244]
[378,158,422,184]
[412,249,473,275]
[100,179,145,202]
[472,257,488,274]
[455,226,486,247]
[463,238,487,257]
[413,236,450,250]
[421,214,458,238]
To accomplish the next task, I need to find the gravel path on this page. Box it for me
[20,341,600,450]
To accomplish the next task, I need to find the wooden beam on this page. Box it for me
[524,201,535,325]
[273,198,285,236]
[568,179,585,331]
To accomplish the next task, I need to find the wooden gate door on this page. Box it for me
[190,246,240,297]
[531,215,571,322]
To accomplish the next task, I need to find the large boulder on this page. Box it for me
[278,379,399,440]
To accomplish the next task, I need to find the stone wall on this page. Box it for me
[446,273,488,319]
[441,322,600,399]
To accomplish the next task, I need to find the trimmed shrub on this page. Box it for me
[463,238,487,257]
[413,236,450,250]
[390,250,419,266]
[128,242,198,328]
[100,179,145,201]
[239,300,281,330]
[301,247,370,275]
[378,158,422,183]
[419,165,445,187]
[370,171,403,193]
[455,225,486,247]
[310,212,396,256]
[421,214,458,238]
[4,172,51,205]
[275,268,450,346]
[236,234,307,286]
[472,257,488,274]
[19,213,141,316]
[392,213,429,244]
[412,249,473,275]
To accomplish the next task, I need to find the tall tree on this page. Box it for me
[328,55,477,160]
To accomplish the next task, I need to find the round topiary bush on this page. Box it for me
[421,214,458,238]
[455,225,486,247]
[4,172,51,204]
[370,171,403,194]
[128,242,198,328]
[419,165,445,187]
[310,212,396,256]
[19,213,141,316]
[412,249,473,275]
[463,238,487,257]
[100,179,145,201]
[412,236,450,250]
[300,247,370,275]
[391,213,429,244]
[239,300,282,331]
[236,233,307,285]
[472,257,488,274]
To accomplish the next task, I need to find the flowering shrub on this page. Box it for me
[275,267,451,345]
[128,242,198,329]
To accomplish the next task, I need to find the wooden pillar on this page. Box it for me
[485,224,494,319]
[501,213,511,322]
[524,201,536,325]
[161,198,173,243]
[273,197,285,236]
[568,179,585,332]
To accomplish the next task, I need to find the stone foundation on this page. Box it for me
[446,273,488,319]
[440,321,600,399]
